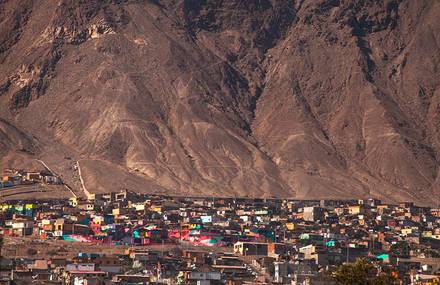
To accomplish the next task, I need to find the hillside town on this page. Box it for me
[1,180,440,285]
[2,1,440,285]
[1,168,62,189]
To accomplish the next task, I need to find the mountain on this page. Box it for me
[1,0,439,205]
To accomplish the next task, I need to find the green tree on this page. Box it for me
[333,259,396,285]
[373,274,397,285]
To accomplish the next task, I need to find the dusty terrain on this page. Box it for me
[1,236,230,259]
[0,184,72,202]
[1,0,440,205]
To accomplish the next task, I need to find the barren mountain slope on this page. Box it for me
[0,0,439,205]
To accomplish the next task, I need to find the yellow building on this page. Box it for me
[286,222,295,230]
[150,205,162,213]
[401,228,412,236]
[349,205,363,215]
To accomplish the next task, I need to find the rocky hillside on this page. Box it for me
[0,0,439,205]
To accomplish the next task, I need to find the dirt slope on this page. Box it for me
[0,0,439,205]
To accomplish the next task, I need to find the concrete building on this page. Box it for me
[303,207,325,222]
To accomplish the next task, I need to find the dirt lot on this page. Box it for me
[1,236,232,259]
[0,184,73,202]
